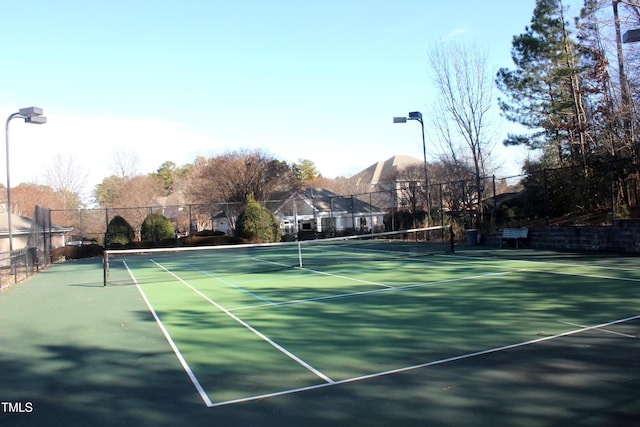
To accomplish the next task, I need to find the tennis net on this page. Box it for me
[103,225,451,286]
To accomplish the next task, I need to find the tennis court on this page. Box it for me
[1,234,639,426]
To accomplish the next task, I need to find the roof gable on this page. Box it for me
[274,188,385,216]
[349,155,423,187]
[0,206,71,235]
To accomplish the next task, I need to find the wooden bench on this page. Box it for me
[500,228,528,248]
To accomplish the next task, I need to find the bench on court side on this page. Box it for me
[500,228,528,248]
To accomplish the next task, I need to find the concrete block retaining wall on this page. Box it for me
[483,219,640,253]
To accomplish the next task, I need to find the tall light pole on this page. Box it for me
[393,111,431,223]
[5,107,47,253]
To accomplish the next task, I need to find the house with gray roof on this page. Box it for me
[0,205,72,278]
[273,188,386,236]
[0,205,72,254]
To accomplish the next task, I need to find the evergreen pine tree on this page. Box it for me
[105,215,134,247]
[496,0,586,166]
[141,213,175,242]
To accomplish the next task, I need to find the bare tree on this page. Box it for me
[11,183,61,217]
[612,0,636,151]
[427,42,497,227]
[579,0,639,155]
[110,147,140,179]
[188,149,294,230]
[189,149,293,203]
[45,154,88,210]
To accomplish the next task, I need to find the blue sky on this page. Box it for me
[0,0,584,197]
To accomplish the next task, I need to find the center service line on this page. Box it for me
[557,320,636,338]
[255,257,396,289]
[185,263,277,306]
[151,259,335,385]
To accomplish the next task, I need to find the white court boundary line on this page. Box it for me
[124,261,213,407]
[150,259,335,386]
[446,253,640,282]
[209,314,640,407]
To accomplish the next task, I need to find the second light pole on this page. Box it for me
[393,111,430,223]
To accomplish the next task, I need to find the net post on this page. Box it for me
[297,240,303,268]
[103,250,109,286]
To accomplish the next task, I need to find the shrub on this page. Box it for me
[236,193,281,243]
[141,213,175,242]
[105,215,135,247]
[618,204,631,219]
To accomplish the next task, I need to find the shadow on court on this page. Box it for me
[2,332,639,427]
[0,256,639,426]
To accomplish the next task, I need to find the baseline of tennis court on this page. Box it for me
[110,247,640,408]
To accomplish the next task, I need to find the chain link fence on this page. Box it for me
[1,206,52,288]
[42,158,640,248]
[2,160,636,288]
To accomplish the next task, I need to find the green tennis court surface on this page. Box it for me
[2,245,639,426]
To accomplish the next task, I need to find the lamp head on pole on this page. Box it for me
[623,28,640,43]
[394,111,423,124]
[18,107,44,118]
[408,111,422,121]
[25,116,47,124]
[18,106,47,124]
